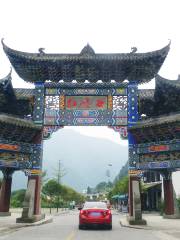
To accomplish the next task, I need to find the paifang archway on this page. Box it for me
[0,40,171,223]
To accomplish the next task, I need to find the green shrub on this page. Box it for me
[11,189,26,208]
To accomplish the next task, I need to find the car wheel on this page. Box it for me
[107,224,112,230]
[79,224,83,230]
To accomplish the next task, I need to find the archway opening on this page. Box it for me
[43,126,128,193]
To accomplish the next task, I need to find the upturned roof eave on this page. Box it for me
[0,113,41,130]
[2,39,170,61]
[129,112,180,130]
[155,74,180,87]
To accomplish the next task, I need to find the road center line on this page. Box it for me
[66,230,76,240]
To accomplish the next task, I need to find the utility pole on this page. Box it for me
[57,159,61,185]
[56,160,61,213]
[56,160,66,212]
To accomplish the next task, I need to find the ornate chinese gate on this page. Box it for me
[0,40,171,223]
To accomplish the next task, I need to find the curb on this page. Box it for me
[11,217,53,229]
[0,217,53,236]
[119,220,151,230]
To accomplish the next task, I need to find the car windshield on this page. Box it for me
[83,202,107,209]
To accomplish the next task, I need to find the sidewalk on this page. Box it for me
[0,208,68,236]
[119,211,180,240]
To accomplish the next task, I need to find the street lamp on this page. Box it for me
[106,164,112,191]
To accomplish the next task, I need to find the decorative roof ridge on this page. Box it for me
[80,43,95,56]
[0,113,41,129]
[2,38,170,60]
[0,68,16,99]
[44,81,128,88]
[130,111,180,129]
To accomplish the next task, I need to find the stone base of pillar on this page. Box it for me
[16,213,45,223]
[127,216,147,225]
[0,212,11,217]
[163,213,180,219]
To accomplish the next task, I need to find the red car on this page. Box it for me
[79,201,112,230]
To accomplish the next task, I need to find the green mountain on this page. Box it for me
[11,129,128,192]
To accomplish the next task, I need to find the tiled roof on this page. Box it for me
[2,40,170,84]
[14,88,34,99]
[0,114,41,129]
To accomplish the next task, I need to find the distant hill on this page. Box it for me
[113,161,128,183]
[11,129,128,192]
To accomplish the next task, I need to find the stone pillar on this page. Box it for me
[128,141,146,224]
[163,171,174,216]
[162,171,180,218]
[128,175,146,225]
[17,131,45,223]
[17,175,44,223]
[0,169,14,216]
[33,175,41,215]
[127,83,146,225]
[128,175,136,217]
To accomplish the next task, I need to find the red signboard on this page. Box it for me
[65,96,107,110]
[148,145,169,152]
[0,144,19,151]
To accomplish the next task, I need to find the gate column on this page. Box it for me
[162,171,180,218]
[128,142,146,225]
[0,168,14,216]
[17,130,45,223]
[127,83,146,225]
[129,175,140,217]
[164,172,174,215]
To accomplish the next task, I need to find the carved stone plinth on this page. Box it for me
[16,214,45,223]
[0,212,11,216]
[127,216,147,225]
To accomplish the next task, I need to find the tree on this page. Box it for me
[87,186,92,194]
[95,182,107,193]
[108,176,129,200]
[62,185,85,204]
[42,170,48,184]
[11,189,26,208]
[42,179,62,213]
[42,179,85,211]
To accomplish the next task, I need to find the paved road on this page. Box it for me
[0,211,170,240]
